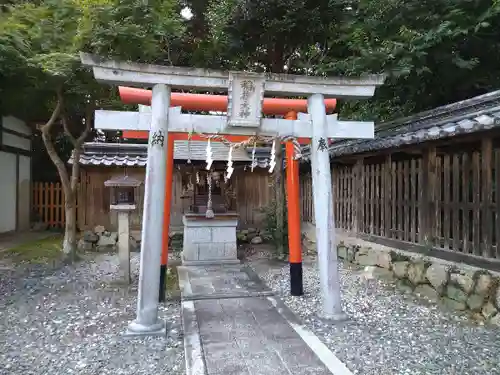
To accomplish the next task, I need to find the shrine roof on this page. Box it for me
[303,90,500,159]
[69,141,271,167]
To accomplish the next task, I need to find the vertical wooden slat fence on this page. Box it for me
[300,176,314,223]
[300,139,500,262]
[32,182,79,229]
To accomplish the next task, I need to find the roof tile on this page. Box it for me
[69,141,272,168]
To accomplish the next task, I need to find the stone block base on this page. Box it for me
[329,227,500,327]
[182,213,238,265]
[182,259,241,266]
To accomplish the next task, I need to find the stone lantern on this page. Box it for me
[104,175,142,283]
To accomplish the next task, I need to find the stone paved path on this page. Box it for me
[178,264,353,375]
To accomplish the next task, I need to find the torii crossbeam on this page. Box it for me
[80,52,385,336]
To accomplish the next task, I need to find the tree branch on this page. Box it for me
[61,114,77,146]
[76,102,93,145]
[44,90,63,130]
[70,101,93,193]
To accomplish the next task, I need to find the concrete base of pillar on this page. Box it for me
[125,319,167,337]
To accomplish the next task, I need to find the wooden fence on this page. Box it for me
[313,139,500,262]
[32,182,79,229]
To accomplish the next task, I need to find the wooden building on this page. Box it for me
[71,141,275,231]
[300,90,500,269]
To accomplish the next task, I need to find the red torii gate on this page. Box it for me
[118,86,337,299]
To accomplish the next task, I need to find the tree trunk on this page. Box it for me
[63,199,77,261]
[40,88,91,262]
[61,145,85,260]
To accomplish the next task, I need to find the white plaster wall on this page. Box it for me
[2,132,31,150]
[0,152,17,233]
[2,115,32,135]
[1,116,32,151]
[18,155,31,231]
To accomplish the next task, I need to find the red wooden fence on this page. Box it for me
[32,182,79,228]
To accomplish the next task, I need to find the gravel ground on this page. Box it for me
[0,253,184,375]
[249,251,500,375]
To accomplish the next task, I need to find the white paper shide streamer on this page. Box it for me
[251,141,257,172]
[268,139,276,173]
[225,145,234,181]
[205,138,213,170]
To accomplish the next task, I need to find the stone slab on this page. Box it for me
[182,291,274,302]
[180,263,354,375]
[181,259,241,267]
[178,264,272,300]
[181,300,205,375]
[212,227,237,243]
[184,226,212,244]
[195,296,333,375]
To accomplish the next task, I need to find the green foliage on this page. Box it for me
[229,0,339,72]
[77,0,185,63]
[261,200,289,255]
[164,265,180,299]
[0,0,186,121]
[188,0,340,72]
[323,0,500,120]
[0,1,90,119]
[1,1,82,85]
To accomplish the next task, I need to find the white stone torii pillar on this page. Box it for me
[127,84,171,335]
[309,94,344,319]
[80,52,385,336]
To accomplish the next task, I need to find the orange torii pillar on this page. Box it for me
[118,86,337,300]
[284,111,303,296]
[158,135,174,302]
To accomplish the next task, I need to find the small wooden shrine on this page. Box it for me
[104,175,142,209]
[180,166,235,216]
